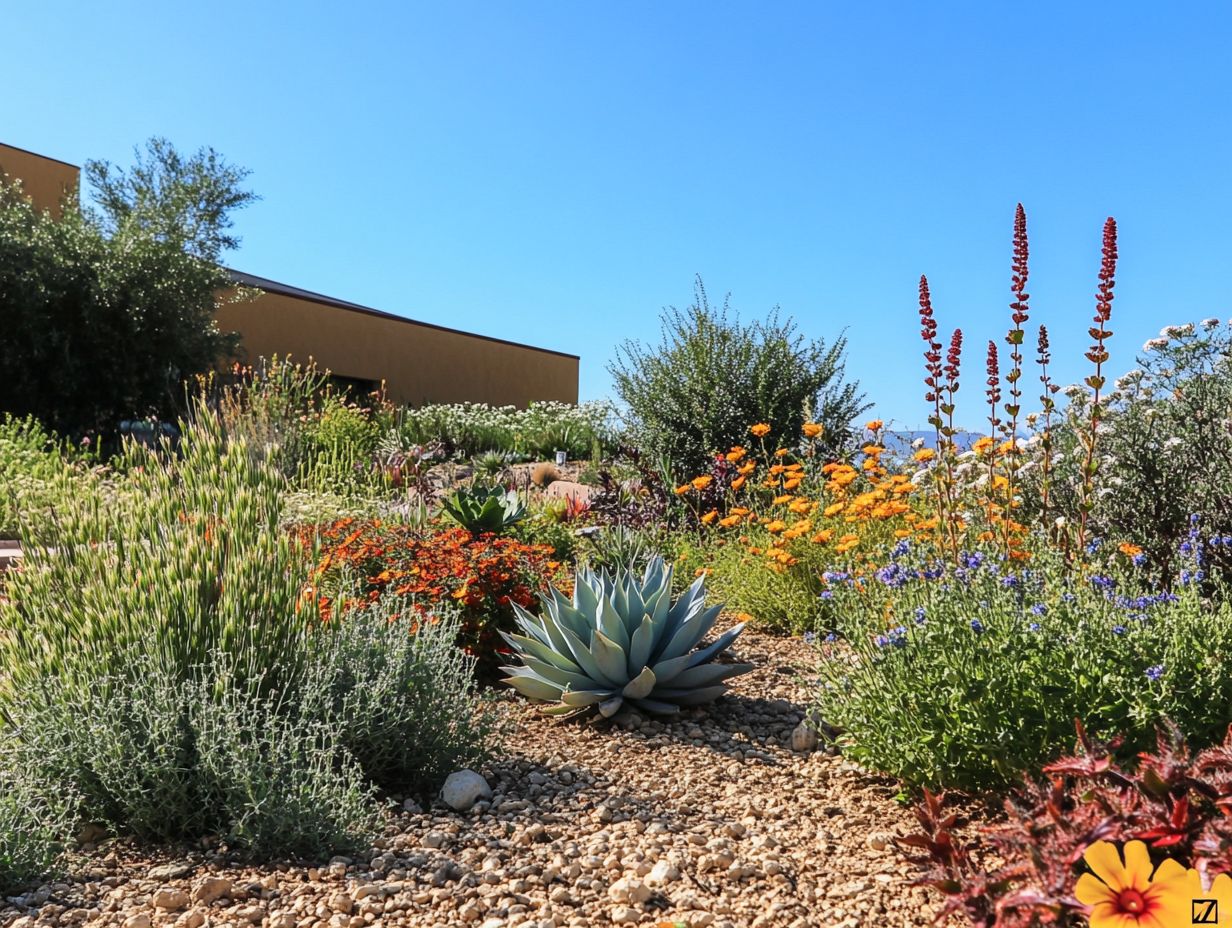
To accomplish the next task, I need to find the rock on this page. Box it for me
[152,887,190,911]
[422,830,448,848]
[791,720,819,753]
[174,909,207,928]
[544,480,593,504]
[192,876,232,904]
[267,916,296,928]
[611,905,638,924]
[147,861,194,880]
[442,769,493,811]
[647,860,680,885]
[122,915,152,928]
[608,876,651,904]
[232,903,264,923]
[327,892,354,914]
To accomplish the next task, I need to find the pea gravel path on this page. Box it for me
[2,629,942,928]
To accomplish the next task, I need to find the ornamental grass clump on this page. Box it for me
[0,412,499,859]
[503,557,752,717]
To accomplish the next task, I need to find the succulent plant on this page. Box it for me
[502,557,752,717]
[441,485,527,533]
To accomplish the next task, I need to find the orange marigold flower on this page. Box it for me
[674,484,691,495]
[701,510,718,524]
[824,502,845,517]
[783,478,802,490]
[691,475,713,490]
[914,448,936,462]
[774,494,794,505]
[726,446,747,462]
[750,423,772,437]
[1119,542,1144,558]
[802,422,823,438]
[866,419,884,431]
[774,448,789,458]
[731,475,747,491]
[811,530,833,544]
[972,436,996,455]
[766,520,788,534]
[719,515,742,528]
[737,462,756,475]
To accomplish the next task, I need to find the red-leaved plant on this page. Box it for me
[900,720,1232,926]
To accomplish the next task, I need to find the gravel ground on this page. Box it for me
[2,628,942,928]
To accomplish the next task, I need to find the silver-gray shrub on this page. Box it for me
[0,414,499,860]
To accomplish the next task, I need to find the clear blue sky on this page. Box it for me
[6,2,1230,428]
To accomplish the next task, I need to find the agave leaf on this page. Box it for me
[650,652,696,686]
[622,665,656,699]
[666,662,754,690]
[502,630,579,673]
[520,655,597,690]
[574,573,600,617]
[685,623,745,668]
[598,595,630,652]
[542,704,583,717]
[658,604,724,662]
[557,623,620,687]
[598,695,623,717]
[590,630,629,685]
[648,684,731,706]
[627,614,656,675]
[628,696,681,716]
[650,575,707,662]
[505,670,564,702]
[530,602,576,656]
[561,689,612,707]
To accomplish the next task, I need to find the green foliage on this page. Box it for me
[0,417,311,703]
[510,510,579,562]
[688,538,825,633]
[302,599,501,794]
[0,749,73,896]
[84,137,260,263]
[503,558,752,717]
[578,525,665,578]
[813,545,1232,791]
[393,401,617,461]
[0,414,76,539]
[0,413,498,860]
[609,276,868,477]
[441,485,528,533]
[0,139,252,436]
[1023,320,1232,583]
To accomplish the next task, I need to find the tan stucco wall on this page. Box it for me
[214,291,579,408]
[0,144,79,218]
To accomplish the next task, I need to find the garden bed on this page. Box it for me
[0,629,941,928]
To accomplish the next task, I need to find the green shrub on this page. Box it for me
[608,276,868,477]
[0,414,499,857]
[0,750,73,896]
[0,414,76,539]
[0,417,310,702]
[1023,319,1232,584]
[393,401,616,461]
[440,485,527,534]
[814,542,1232,791]
[510,510,579,562]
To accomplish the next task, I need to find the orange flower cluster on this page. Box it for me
[300,519,559,656]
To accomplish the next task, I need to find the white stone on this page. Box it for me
[791,720,818,753]
[442,769,493,811]
[608,876,651,904]
[647,860,680,885]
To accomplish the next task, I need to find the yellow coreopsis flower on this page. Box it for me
[1075,840,1189,928]
[972,436,996,455]
[914,448,936,463]
[750,423,771,437]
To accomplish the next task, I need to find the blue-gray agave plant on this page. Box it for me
[501,557,752,717]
